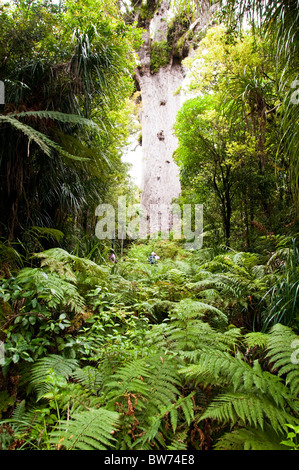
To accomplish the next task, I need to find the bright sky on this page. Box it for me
[122,140,143,188]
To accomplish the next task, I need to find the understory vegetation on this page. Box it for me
[0,0,299,452]
[0,236,299,450]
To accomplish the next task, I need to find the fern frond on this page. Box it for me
[15,267,85,313]
[104,357,151,406]
[130,390,194,449]
[167,268,186,285]
[8,110,98,130]
[266,323,299,396]
[103,353,185,449]
[167,430,189,450]
[34,248,108,279]
[145,322,176,353]
[184,350,292,405]
[1,402,42,437]
[199,392,297,433]
[29,226,65,244]
[50,408,119,450]
[144,355,182,415]
[244,331,270,349]
[0,115,89,161]
[214,426,288,450]
[27,354,78,399]
[168,299,228,353]
[72,366,102,392]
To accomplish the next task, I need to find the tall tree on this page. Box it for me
[123,0,214,235]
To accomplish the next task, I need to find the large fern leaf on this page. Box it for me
[199,392,297,433]
[182,350,293,407]
[50,408,120,450]
[15,267,86,313]
[26,354,78,399]
[266,323,299,396]
[0,114,89,161]
[214,426,289,450]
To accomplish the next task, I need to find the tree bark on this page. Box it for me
[134,0,213,235]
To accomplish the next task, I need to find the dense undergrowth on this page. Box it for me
[0,236,298,450]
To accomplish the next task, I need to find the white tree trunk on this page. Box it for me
[135,0,213,235]
[136,0,183,234]
[137,64,183,235]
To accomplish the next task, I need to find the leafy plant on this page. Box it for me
[181,323,299,450]
[262,239,299,331]
[50,408,120,450]
[281,424,299,450]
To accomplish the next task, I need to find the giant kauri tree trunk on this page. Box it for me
[133,0,213,235]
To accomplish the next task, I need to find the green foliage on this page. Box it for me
[150,40,171,73]
[214,426,289,450]
[0,0,143,243]
[0,392,15,419]
[50,408,120,450]
[176,23,296,249]
[281,424,299,450]
[1,237,299,450]
[261,239,299,331]
[266,323,299,396]
[26,354,78,400]
[219,0,299,208]
[180,322,299,449]
[0,0,298,453]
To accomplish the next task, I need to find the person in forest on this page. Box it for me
[109,249,117,263]
[148,252,160,264]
